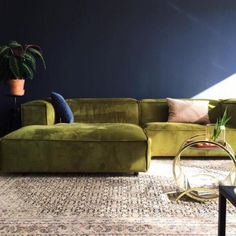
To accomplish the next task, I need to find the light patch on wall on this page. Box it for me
[193,73,236,99]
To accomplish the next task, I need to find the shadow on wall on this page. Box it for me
[193,73,236,99]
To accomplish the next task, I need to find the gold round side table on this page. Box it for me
[173,135,236,202]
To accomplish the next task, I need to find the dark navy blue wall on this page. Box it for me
[0,0,236,135]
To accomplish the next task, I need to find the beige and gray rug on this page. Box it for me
[0,159,236,235]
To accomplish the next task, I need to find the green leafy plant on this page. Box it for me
[212,108,230,141]
[0,40,46,81]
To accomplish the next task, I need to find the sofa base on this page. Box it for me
[0,124,150,173]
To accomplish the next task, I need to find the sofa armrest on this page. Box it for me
[21,100,55,126]
[221,99,236,128]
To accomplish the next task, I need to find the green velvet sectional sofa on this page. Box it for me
[1,98,236,173]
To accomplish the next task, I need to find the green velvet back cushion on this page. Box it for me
[66,98,139,124]
[140,98,221,125]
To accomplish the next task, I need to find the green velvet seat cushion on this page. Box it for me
[144,122,206,157]
[0,123,149,173]
[4,123,146,141]
[144,122,206,131]
[144,122,235,157]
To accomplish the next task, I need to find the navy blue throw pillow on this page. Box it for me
[51,92,74,123]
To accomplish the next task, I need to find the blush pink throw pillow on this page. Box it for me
[167,98,210,124]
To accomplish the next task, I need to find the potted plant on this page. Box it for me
[206,108,231,144]
[210,109,230,143]
[0,40,46,96]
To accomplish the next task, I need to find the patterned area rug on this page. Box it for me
[0,159,236,235]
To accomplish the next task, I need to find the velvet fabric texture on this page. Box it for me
[21,100,55,126]
[144,122,205,156]
[0,123,150,173]
[144,122,236,157]
[5,123,146,141]
[66,98,139,124]
[21,98,139,125]
[2,97,236,174]
[10,98,148,173]
[51,92,74,123]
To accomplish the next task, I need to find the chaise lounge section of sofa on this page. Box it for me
[0,98,151,173]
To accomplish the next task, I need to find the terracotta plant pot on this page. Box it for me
[9,79,25,96]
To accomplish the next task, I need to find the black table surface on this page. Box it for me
[219,186,236,207]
